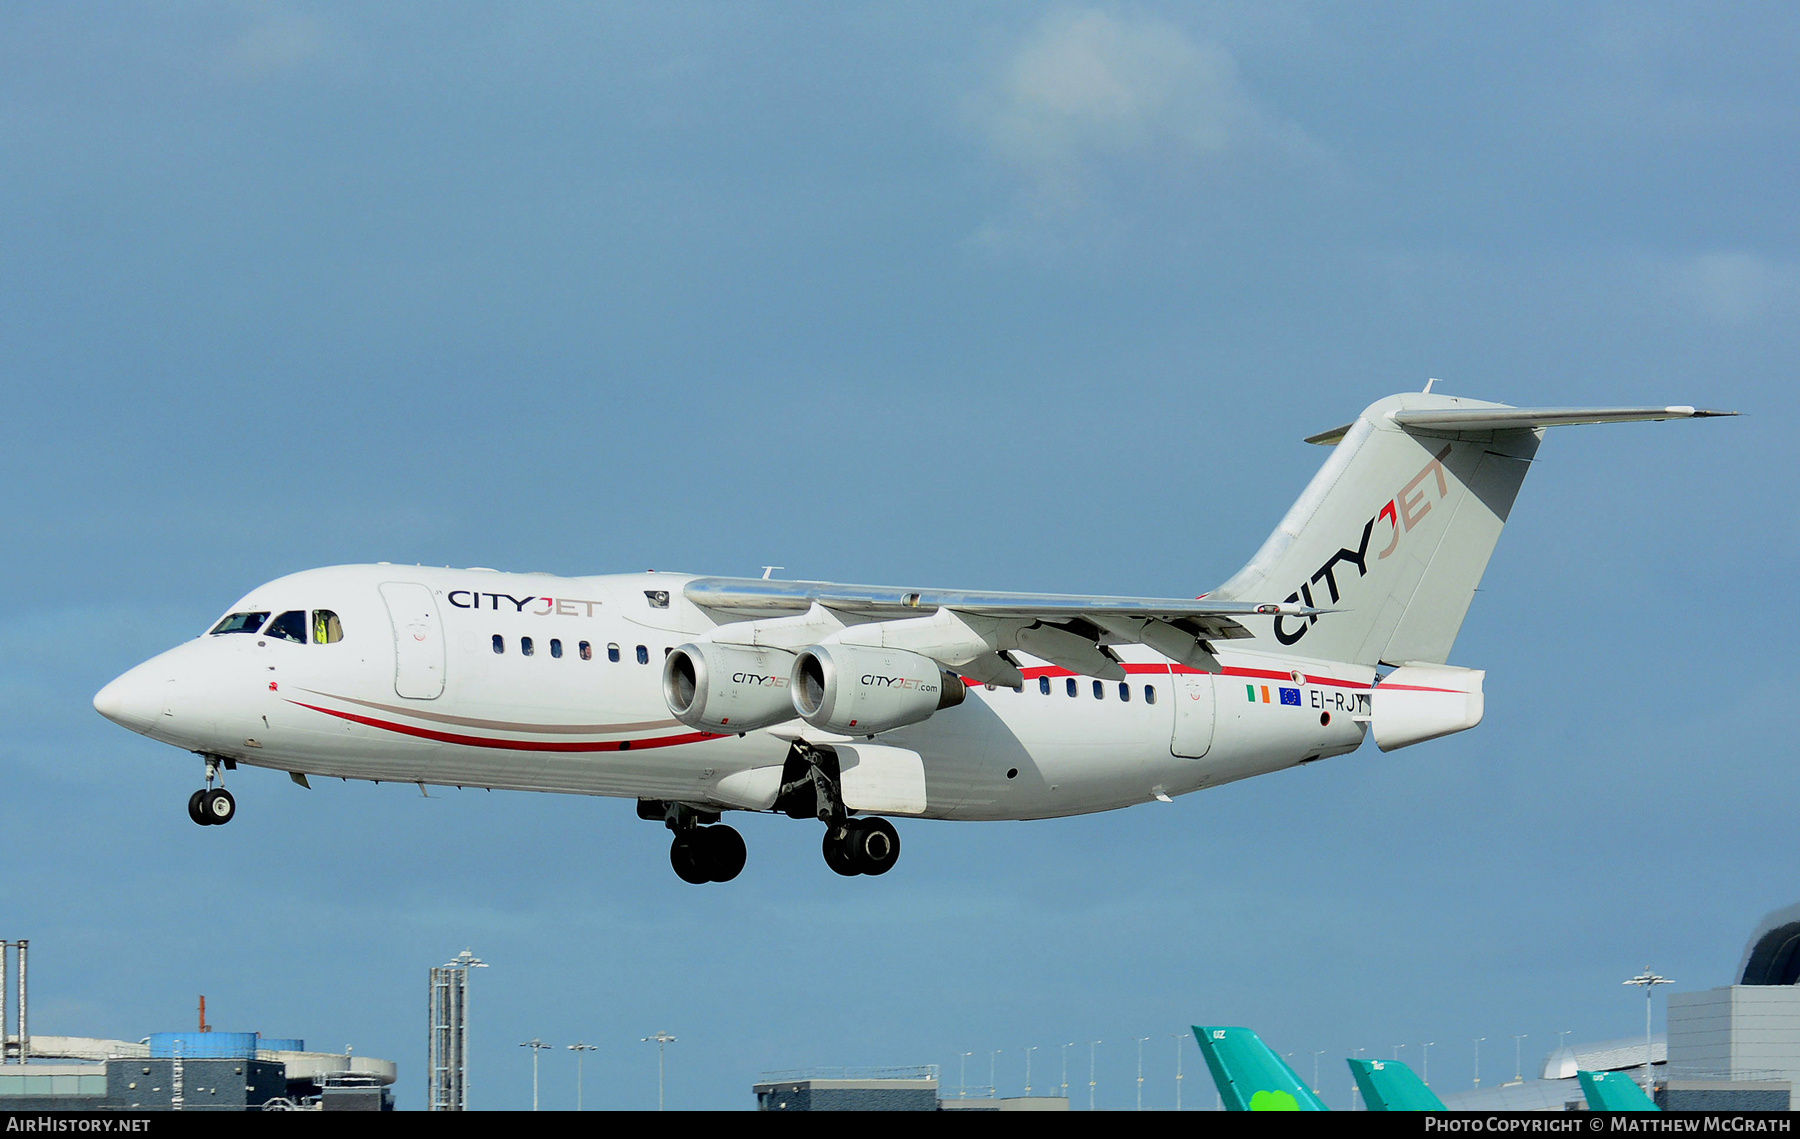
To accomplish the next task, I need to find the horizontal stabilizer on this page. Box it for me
[1307,404,1734,445]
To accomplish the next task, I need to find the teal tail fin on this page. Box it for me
[1192,1026,1329,1111]
[1348,1057,1446,1110]
[1577,1070,1661,1111]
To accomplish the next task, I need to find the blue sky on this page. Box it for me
[1,2,1795,1109]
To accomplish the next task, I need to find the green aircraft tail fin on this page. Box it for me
[1347,1057,1446,1110]
[1577,1069,1661,1111]
[1192,1026,1330,1111]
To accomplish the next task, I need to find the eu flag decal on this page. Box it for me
[1279,687,1301,706]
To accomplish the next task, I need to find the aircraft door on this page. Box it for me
[380,582,446,700]
[1170,670,1215,758]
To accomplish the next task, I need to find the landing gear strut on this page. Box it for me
[774,742,903,877]
[638,799,746,884]
[188,756,236,826]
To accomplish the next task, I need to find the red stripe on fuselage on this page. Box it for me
[1000,663,1372,690]
[290,702,720,752]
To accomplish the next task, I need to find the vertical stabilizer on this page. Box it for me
[1193,1026,1329,1111]
[1577,1069,1661,1111]
[1213,393,1539,666]
[1349,1057,1446,1110]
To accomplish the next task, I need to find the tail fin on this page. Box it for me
[1213,393,1730,667]
[1577,1069,1661,1111]
[1192,1026,1329,1111]
[1348,1057,1447,1110]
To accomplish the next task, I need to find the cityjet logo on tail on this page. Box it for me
[1274,443,1455,646]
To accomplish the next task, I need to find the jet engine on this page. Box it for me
[790,644,965,735]
[663,642,800,733]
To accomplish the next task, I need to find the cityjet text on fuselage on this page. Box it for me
[446,591,604,617]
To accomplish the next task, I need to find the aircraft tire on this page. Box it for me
[203,787,236,825]
[822,829,860,876]
[188,789,211,826]
[849,818,899,876]
[703,825,747,883]
[669,833,711,885]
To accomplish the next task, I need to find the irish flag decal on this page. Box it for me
[1246,684,1303,705]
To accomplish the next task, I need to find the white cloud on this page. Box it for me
[970,8,1317,221]
[215,5,331,83]
[1679,251,1795,326]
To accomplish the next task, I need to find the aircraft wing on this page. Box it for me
[683,577,1320,683]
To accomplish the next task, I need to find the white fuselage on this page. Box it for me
[97,564,1374,822]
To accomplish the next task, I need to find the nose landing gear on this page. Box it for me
[187,757,237,826]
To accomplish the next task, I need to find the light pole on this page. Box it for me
[1510,1035,1528,1084]
[519,1039,551,1111]
[568,1043,596,1111]
[1310,1050,1325,1098]
[1061,1043,1074,1100]
[1174,1034,1189,1111]
[1473,1037,1485,1088]
[988,1049,1002,1099]
[957,1052,972,1098]
[641,1031,676,1111]
[1351,1047,1364,1110]
[1088,1040,1101,1111]
[1136,1037,1149,1110]
[1624,968,1672,1098]
[1421,1042,1435,1086]
[1024,1046,1037,1096]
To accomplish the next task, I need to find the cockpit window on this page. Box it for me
[210,612,270,635]
[312,610,343,644]
[265,611,308,644]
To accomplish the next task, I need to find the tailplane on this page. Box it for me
[1213,393,1730,667]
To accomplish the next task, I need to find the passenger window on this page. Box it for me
[312,610,343,644]
[550,639,563,659]
[608,644,621,663]
[492,635,504,654]
[210,612,270,635]
[579,641,592,661]
[1065,677,1077,698]
[1144,685,1156,704]
[636,645,649,665]
[522,636,535,657]
[1119,682,1131,702]
[1093,679,1104,700]
[265,611,308,644]
[1038,676,1050,695]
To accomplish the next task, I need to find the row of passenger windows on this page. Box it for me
[210,610,344,644]
[1032,675,1157,704]
[492,636,651,665]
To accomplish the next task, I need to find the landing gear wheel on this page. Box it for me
[847,817,900,876]
[822,828,860,876]
[669,833,710,884]
[187,790,210,826]
[202,787,236,826]
[702,825,747,883]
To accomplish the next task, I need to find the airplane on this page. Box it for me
[92,390,1731,882]
[1194,1025,1448,1111]
[1348,1056,1447,1111]
[1576,1069,1661,1112]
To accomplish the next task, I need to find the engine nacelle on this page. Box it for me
[1370,663,1485,752]
[790,644,965,735]
[663,642,799,734]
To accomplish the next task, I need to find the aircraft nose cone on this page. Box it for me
[94,662,165,734]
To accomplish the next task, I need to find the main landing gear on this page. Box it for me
[638,800,746,884]
[187,755,236,826]
[778,742,902,878]
[822,817,900,877]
